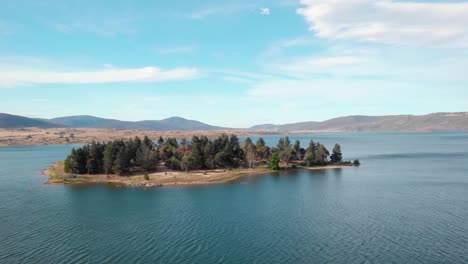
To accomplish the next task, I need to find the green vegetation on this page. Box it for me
[269,152,280,170]
[63,134,356,176]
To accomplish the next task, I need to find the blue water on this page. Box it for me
[0,132,467,263]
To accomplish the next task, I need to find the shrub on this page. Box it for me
[353,159,361,166]
[165,157,181,170]
[144,173,150,181]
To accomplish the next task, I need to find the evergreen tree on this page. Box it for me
[103,142,116,174]
[293,140,301,159]
[113,148,129,175]
[165,156,181,170]
[143,136,153,150]
[64,155,72,173]
[136,143,158,171]
[330,143,343,163]
[157,136,164,146]
[306,139,317,166]
[86,141,104,174]
[71,148,87,174]
[190,136,205,169]
[255,137,269,160]
[269,152,280,170]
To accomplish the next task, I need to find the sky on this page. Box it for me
[1,0,468,127]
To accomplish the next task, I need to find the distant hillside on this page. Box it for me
[48,115,226,131]
[2,112,468,132]
[249,112,468,132]
[0,113,61,128]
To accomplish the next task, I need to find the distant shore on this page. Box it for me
[0,127,277,147]
[43,161,357,188]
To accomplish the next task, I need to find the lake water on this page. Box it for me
[0,132,467,263]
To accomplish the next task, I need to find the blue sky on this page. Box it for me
[1,0,468,127]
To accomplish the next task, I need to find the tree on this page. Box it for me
[113,148,129,175]
[306,150,315,167]
[298,148,306,160]
[293,140,301,159]
[157,136,164,146]
[203,140,216,169]
[165,156,181,170]
[64,155,72,173]
[86,141,104,174]
[245,140,256,168]
[143,136,153,150]
[330,143,342,163]
[279,148,294,165]
[306,139,317,166]
[190,136,205,169]
[181,153,195,172]
[256,137,269,160]
[136,144,159,171]
[71,148,87,174]
[314,144,329,165]
[277,136,293,165]
[269,152,280,170]
[103,142,116,174]
[277,137,291,151]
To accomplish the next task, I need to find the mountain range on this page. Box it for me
[0,114,225,131]
[250,112,468,132]
[1,112,467,132]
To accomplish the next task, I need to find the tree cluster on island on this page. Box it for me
[64,134,359,175]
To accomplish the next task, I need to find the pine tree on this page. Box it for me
[269,152,280,170]
[113,148,129,175]
[103,142,116,174]
[330,143,342,163]
[293,140,300,159]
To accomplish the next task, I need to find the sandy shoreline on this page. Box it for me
[0,127,276,147]
[43,161,357,188]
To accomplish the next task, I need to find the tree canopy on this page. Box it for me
[63,135,351,175]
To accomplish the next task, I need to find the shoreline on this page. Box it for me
[0,127,277,147]
[43,161,357,188]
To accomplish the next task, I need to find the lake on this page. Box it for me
[0,132,467,263]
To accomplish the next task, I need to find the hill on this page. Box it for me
[249,112,468,132]
[48,115,226,131]
[0,113,62,128]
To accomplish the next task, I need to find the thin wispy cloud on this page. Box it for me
[188,4,257,19]
[298,0,468,47]
[0,66,199,86]
[260,8,270,15]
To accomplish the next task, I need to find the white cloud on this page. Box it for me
[260,8,270,15]
[0,66,199,86]
[297,0,468,47]
[188,4,257,19]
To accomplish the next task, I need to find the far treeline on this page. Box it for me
[64,134,360,175]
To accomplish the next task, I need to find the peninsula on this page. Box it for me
[44,134,360,187]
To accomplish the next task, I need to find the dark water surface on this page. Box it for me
[0,132,467,263]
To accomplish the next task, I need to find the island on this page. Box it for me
[44,134,360,187]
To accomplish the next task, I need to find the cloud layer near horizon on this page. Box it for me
[0,66,199,86]
[298,0,468,47]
